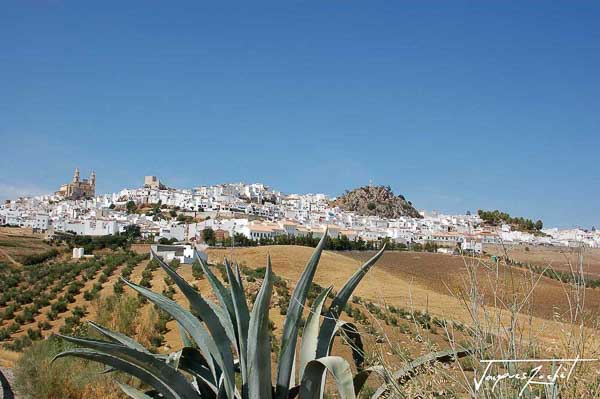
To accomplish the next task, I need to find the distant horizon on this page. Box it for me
[0,170,595,230]
[2,2,598,228]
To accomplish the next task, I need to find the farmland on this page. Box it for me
[0,227,56,266]
[1,241,599,397]
[484,243,600,277]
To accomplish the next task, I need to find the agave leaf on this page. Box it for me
[194,250,236,323]
[352,365,386,395]
[234,262,244,290]
[53,348,199,399]
[0,367,14,399]
[393,347,473,383]
[88,321,149,353]
[153,251,237,347]
[117,382,155,399]
[226,262,250,395]
[169,347,219,396]
[275,231,328,399]
[121,278,220,383]
[247,255,274,399]
[299,286,332,380]
[316,245,386,358]
[300,356,356,399]
[177,321,194,348]
[371,348,474,398]
[333,322,364,371]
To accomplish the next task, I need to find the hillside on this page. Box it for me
[2,244,600,397]
[0,227,55,266]
[208,246,600,341]
[331,185,421,218]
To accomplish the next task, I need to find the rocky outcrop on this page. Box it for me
[331,185,421,219]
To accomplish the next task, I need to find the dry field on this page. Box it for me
[340,250,600,324]
[208,246,600,344]
[2,243,600,397]
[484,243,600,277]
[0,227,53,265]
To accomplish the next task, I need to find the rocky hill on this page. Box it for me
[331,185,422,219]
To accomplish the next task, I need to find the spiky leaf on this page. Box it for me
[53,347,199,399]
[247,256,274,399]
[316,245,385,358]
[300,356,356,399]
[275,232,328,399]
[299,286,332,380]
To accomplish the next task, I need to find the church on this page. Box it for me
[57,168,96,199]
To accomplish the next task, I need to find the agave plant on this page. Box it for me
[0,367,15,399]
[54,233,471,398]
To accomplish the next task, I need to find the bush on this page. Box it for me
[14,337,120,398]
[21,249,60,265]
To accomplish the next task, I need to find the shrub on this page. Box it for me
[14,336,121,398]
[21,249,60,265]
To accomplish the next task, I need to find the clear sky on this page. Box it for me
[1,1,599,228]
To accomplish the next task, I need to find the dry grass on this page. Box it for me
[208,246,600,353]
[342,250,600,324]
[3,243,600,397]
[485,243,600,277]
[0,227,53,265]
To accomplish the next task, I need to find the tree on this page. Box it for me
[126,200,137,214]
[123,224,141,240]
[535,220,543,231]
[202,228,216,246]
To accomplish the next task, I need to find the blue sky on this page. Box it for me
[1,1,599,228]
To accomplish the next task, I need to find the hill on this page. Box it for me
[0,227,55,266]
[331,185,421,218]
[2,244,600,397]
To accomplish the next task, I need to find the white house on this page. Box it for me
[150,244,207,264]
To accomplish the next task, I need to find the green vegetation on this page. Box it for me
[21,248,60,265]
[0,250,146,351]
[126,200,137,214]
[54,236,471,398]
[478,209,543,232]
[54,227,142,253]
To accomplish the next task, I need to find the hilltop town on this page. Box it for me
[1,168,598,251]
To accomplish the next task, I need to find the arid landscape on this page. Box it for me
[0,227,54,266]
[2,230,600,397]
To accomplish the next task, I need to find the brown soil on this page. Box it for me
[484,244,600,278]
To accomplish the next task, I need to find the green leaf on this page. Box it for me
[275,231,328,399]
[194,250,236,324]
[299,286,332,380]
[88,321,149,353]
[333,322,364,371]
[53,347,199,399]
[177,321,194,348]
[117,382,154,399]
[392,347,473,384]
[352,365,386,395]
[121,278,219,382]
[316,245,385,358]
[154,251,237,347]
[247,255,274,399]
[0,367,15,399]
[300,356,356,399]
[226,262,250,395]
[371,348,474,398]
[167,347,218,396]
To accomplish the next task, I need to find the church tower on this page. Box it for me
[73,167,80,183]
[90,171,96,188]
